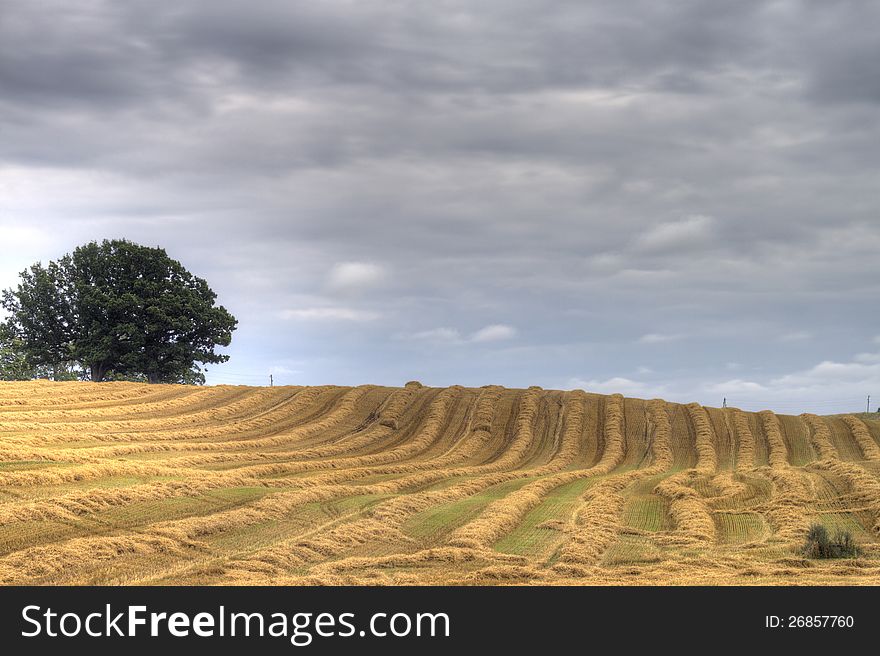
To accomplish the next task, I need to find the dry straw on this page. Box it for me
[1,381,879,585]
[841,415,880,460]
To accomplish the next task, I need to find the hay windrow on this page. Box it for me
[685,403,718,473]
[841,415,880,460]
[0,381,878,585]
[554,397,675,566]
[800,414,838,460]
[728,408,755,472]
[759,410,790,468]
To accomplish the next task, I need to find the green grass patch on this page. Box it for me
[403,478,533,541]
[494,478,595,557]
[92,486,271,528]
[714,512,767,544]
[621,495,667,532]
[817,512,869,538]
[208,492,389,555]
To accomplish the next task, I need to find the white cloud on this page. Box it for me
[706,379,768,394]
[568,376,667,398]
[405,324,516,344]
[632,215,715,254]
[560,344,880,413]
[772,359,880,387]
[637,332,684,344]
[471,324,517,342]
[409,327,463,343]
[281,307,379,322]
[636,366,653,375]
[326,262,387,293]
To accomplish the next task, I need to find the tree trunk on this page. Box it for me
[90,363,105,382]
[147,372,160,384]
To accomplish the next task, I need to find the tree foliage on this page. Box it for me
[0,335,35,381]
[1,239,237,383]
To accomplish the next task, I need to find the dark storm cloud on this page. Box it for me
[2,0,879,411]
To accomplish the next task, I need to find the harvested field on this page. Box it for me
[1,380,879,585]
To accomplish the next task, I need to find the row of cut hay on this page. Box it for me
[800,414,839,460]
[0,381,169,407]
[13,390,498,568]
[649,403,717,544]
[704,472,749,508]
[137,385,375,452]
[685,403,718,473]
[753,466,815,541]
[0,390,470,540]
[841,415,880,460]
[471,386,504,433]
[808,459,880,536]
[0,533,195,584]
[0,468,276,527]
[478,387,543,470]
[0,385,245,424]
[546,390,587,466]
[0,389,390,533]
[41,386,373,457]
[593,394,626,473]
[0,445,102,464]
[285,547,531,582]
[298,388,538,495]
[753,410,814,542]
[163,387,429,468]
[204,387,462,480]
[0,391,316,446]
[243,389,551,568]
[148,461,521,544]
[219,389,566,578]
[0,390,452,528]
[728,408,755,472]
[426,385,504,464]
[759,410,791,468]
[0,460,203,489]
[445,391,591,549]
[552,397,674,567]
[652,473,716,544]
[341,394,555,529]
[222,517,416,580]
[141,386,461,471]
[376,386,421,430]
[3,382,871,584]
[645,399,674,471]
[0,385,340,445]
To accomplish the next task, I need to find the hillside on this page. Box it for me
[1,380,879,585]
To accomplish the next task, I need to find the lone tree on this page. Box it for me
[1,239,237,383]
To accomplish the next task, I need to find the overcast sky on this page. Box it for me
[1,1,879,413]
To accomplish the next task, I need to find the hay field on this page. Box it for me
[1,380,880,585]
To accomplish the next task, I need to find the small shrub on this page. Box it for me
[801,523,860,559]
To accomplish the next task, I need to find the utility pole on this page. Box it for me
[270,374,274,388]
[868,394,871,414]
[722,397,727,409]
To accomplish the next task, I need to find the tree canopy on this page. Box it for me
[1,239,237,383]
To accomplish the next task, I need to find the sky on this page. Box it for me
[1,0,879,413]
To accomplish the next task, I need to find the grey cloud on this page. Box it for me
[1,1,879,410]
